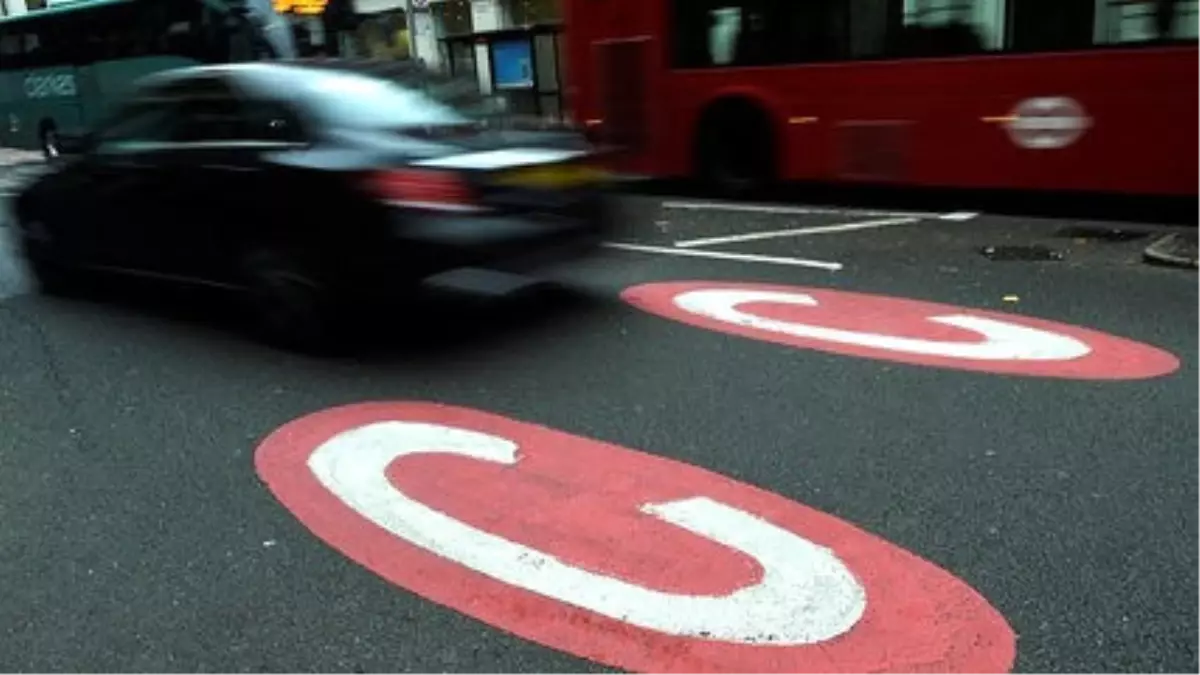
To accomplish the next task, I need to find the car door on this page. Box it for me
[170,81,319,283]
[165,80,312,285]
[82,97,180,271]
[153,77,253,284]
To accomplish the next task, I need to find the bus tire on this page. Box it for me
[694,98,778,199]
[39,124,61,160]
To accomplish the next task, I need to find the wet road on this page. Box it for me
[0,191,1195,672]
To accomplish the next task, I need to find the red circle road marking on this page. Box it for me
[621,281,1180,380]
[255,401,1016,673]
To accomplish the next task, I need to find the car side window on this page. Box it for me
[169,77,245,143]
[173,97,244,143]
[92,100,177,153]
[241,98,308,144]
[168,77,306,145]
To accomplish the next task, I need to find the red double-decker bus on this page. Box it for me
[562,0,1197,198]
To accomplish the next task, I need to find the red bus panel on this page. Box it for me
[564,0,1198,197]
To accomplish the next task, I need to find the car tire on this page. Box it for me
[240,249,345,355]
[16,211,80,296]
[25,248,80,296]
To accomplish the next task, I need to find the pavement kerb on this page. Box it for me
[1142,230,1200,267]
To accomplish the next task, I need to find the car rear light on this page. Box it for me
[362,169,481,212]
[582,119,604,145]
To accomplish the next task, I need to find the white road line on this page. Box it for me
[940,211,980,221]
[661,200,979,222]
[672,216,920,249]
[602,242,843,271]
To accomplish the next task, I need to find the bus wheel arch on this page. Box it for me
[38,120,61,160]
[692,95,780,197]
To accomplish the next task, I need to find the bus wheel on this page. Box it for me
[40,126,61,160]
[695,100,777,199]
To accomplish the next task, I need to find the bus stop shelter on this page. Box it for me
[439,22,565,120]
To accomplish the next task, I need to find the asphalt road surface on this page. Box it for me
[0,189,1195,673]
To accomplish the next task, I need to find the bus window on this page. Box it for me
[1009,0,1095,51]
[1093,0,1199,43]
[672,0,894,67]
[671,0,775,67]
[894,0,995,56]
[0,31,23,69]
[136,0,215,62]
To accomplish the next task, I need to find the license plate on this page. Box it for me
[493,163,608,190]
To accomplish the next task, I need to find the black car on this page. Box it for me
[12,61,614,351]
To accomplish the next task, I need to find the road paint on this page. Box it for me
[941,211,980,221]
[661,200,978,221]
[413,148,589,170]
[672,216,919,248]
[256,401,1016,674]
[602,242,843,271]
[622,281,1180,380]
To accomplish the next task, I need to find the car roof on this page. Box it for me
[135,60,440,99]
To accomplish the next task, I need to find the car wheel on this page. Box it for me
[25,249,80,296]
[241,249,344,354]
[17,213,80,296]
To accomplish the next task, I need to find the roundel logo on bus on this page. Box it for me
[23,73,77,100]
[1005,96,1091,150]
[255,401,1017,674]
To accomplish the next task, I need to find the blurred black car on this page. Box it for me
[12,61,614,352]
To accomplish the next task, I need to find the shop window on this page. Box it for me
[509,0,562,27]
[434,0,474,35]
[351,10,410,59]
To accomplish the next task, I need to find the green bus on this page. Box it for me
[0,0,297,158]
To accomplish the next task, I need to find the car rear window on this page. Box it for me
[301,71,472,129]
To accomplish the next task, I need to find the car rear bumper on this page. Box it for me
[379,194,613,283]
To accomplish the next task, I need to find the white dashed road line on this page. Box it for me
[672,216,921,249]
[602,242,843,271]
[661,200,978,222]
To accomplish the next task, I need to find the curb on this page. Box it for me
[1143,233,1199,269]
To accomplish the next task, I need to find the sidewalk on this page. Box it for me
[0,148,49,202]
[0,148,43,167]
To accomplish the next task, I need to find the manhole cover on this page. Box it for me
[1054,226,1151,242]
[980,245,1065,261]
